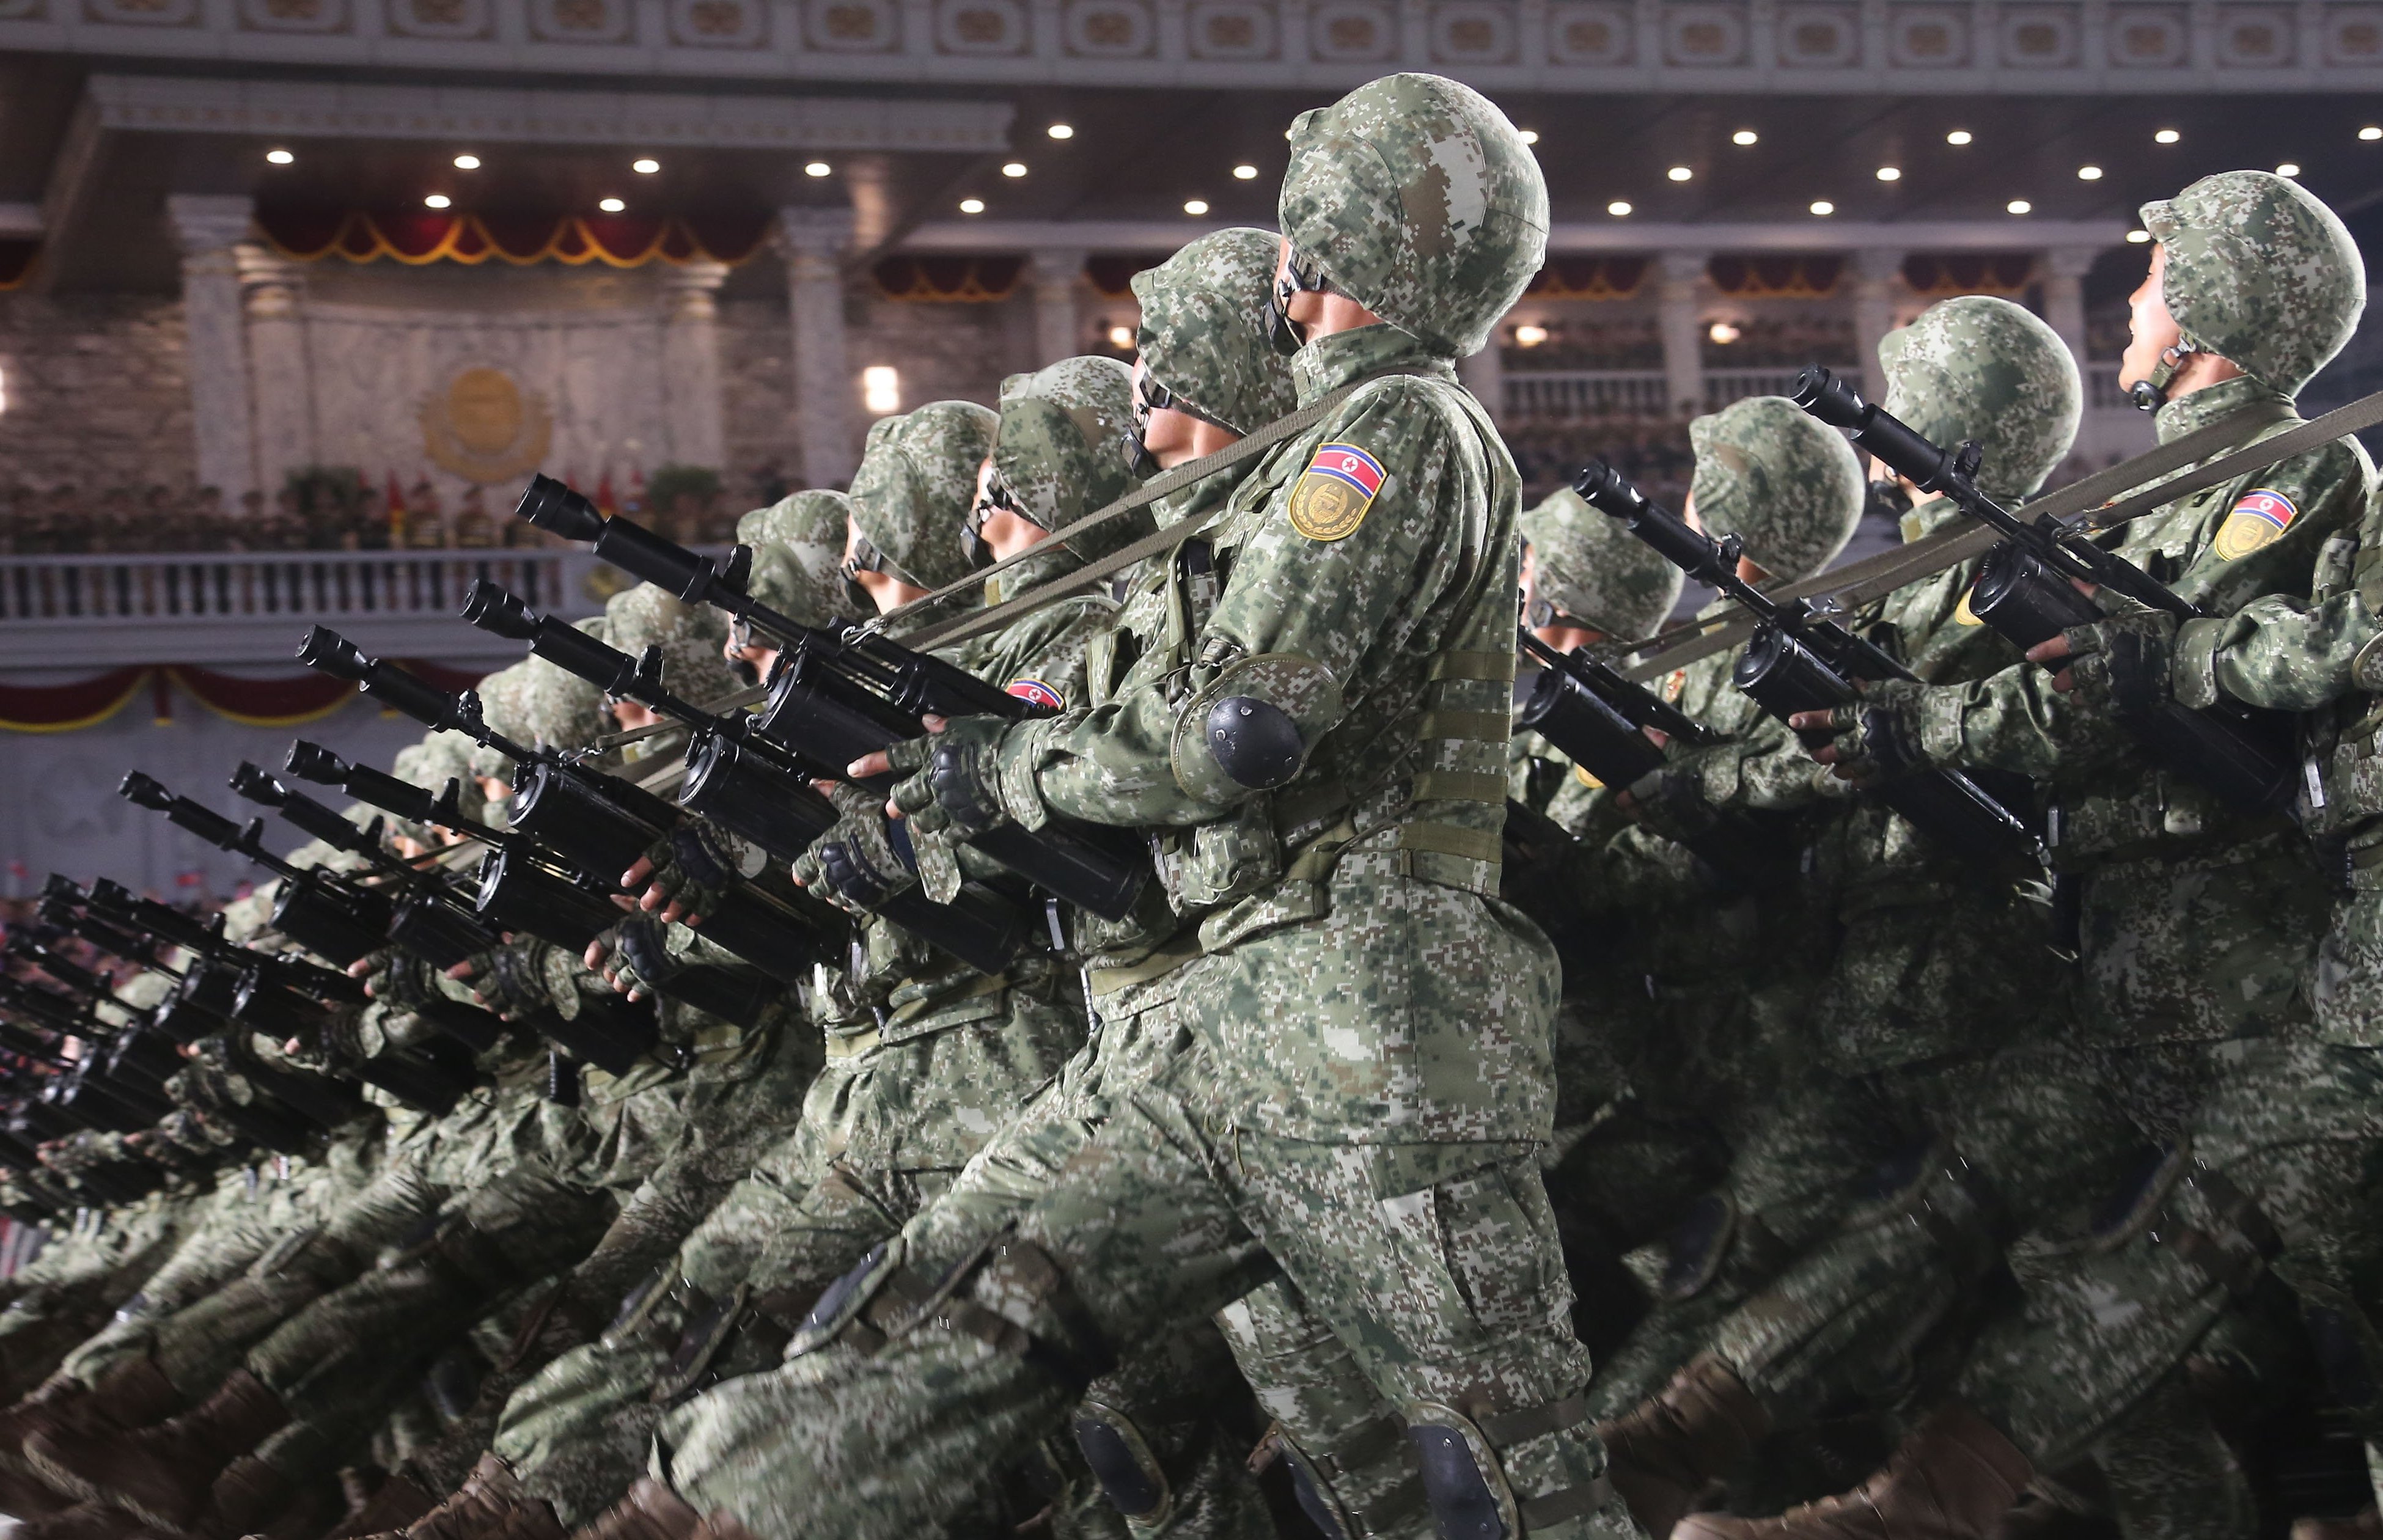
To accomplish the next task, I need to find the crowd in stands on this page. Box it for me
[1500,317,1664,371]
[1700,315,1861,369]
[1508,415,1696,505]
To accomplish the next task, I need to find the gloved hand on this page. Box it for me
[1785,677,1934,784]
[450,936,561,1018]
[883,716,1019,904]
[791,782,920,915]
[2036,609,2179,716]
[584,917,678,1002]
[631,821,763,926]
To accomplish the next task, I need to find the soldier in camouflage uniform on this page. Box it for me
[1657,170,2375,1540]
[561,73,1641,1540]
[726,490,860,678]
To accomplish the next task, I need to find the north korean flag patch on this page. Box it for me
[1007,678,1065,711]
[1287,442,1386,542]
[2212,488,2299,561]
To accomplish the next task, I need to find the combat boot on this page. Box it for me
[2293,1509,2383,1540]
[320,1465,439,1540]
[0,1358,184,1476]
[202,1453,331,1540]
[27,1367,290,1531]
[568,1481,762,1540]
[1672,1404,2032,1540]
[1595,1354,1774,1536]
[382,1453,540,1540]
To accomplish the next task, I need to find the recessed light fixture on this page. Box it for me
[1232,164,1258,180]
[2277,162,2302,177]
[959,197,985,214]
[1183,199,1210,215]
[1709,321,1741,345]
[1047,123,1074,139]
[1809,199,1835,216]
[424,193,452,209]
[1519,130,1540,145]
[1732,129,1758,145]
[862,365,900,414]
[1001,162,1027,178]
[1107,324,1134,350]
[2362,126,2383,141]
[1607,200,1632,216]
[1876,166,1901,182]
[1667,166,1692,182]
[453,154,480,170]
[2155,128,2181,144]
[1513,324,1549,347]
[598,197,625,213]
[804,161,831,177]
[2077,164,2104,180]
[2126,229,2152,243]
[631,158,659,175]
[2007,199,2032,214]
[265,148,295,165]
[1945,129,1972,145]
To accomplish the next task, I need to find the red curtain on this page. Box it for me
[0,662,488,733]
[255,209,771,268]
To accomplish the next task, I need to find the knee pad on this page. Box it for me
[2151,1162,2283,1298]
[1843,1137,2008,1278]
[1271,1415,1426,1540]
[2301,1301,2383,1419]
[1411,1397,1612,1540]
[1657,1192,1736,1302]
[1071,1399,1171,1525]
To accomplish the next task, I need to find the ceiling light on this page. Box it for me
[959,197,985,214]
[1519,130,1539,145]
[1809,199,1835,216]
[1001,162,1027,177]
[1731,129,1758,145]
[424,193,452,209]
[1876,166,1901,182]
[2077,164,2103,180]
[1708,321,1741,345]
[453,154,481,170]
[1232,163,1258,180]
[1667,166,1692,182]
[2007,199,2032,214]
[265,148,295,165]
[2126,229,2151,243]
[862,365,900,415]
[2361,125,2383,141]
[2277,162,2301,177]
[1945,129,1972,145]
[1513,324,1549,347]
[1607,200,1632,216]
[631,158,659,175]
[598,197,625,213]
[804,161,831,177]
[1107,324,1134,350]
[2155,128,2181,144]
[1046,123,1073,139]
[1183,199,1210,215]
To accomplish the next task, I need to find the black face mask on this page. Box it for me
[1865,478,1914,521]
[1268,249,1333,357]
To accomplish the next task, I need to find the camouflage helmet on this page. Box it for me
[2141,170,2366,397]
[1131,229,1299,435]
[474,638,608,769]
[606,583,738,702]
[738,490,859,628]
[991,356,1150,563]
[1522,486,1684,642]
[846,402,999,589]
[1879,296,2080,501]
[1688,396,1865,585]
[390,728,488,835]
[1277,73,1549,358]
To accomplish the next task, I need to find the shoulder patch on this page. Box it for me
[1006,678,1065,711]
[1573,763,1603,790]
[2211,489,2299,561]
[1287,442,1386,542]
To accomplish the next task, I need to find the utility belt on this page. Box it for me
[2044,777,2298,875]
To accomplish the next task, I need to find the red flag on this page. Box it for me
[386,472,406,538]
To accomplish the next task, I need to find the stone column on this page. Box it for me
[1849,247,1907,387]
[660,259,731,471]
[779,208,858,489]
[2039,246,2099,373]
[167,195,259,502]
[1028,248,1087,367]
[1656,250,1710,418]
[237,244,314,500]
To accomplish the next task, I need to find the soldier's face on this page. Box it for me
[2119,244,2185,392]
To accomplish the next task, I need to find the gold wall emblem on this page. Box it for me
[420,366,555,483]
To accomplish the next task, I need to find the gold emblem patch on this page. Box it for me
[2211,489,2299,561]
[1286,442,1386,542]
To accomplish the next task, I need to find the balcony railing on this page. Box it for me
[0,548,661,669]
[1503,370,1673,420]
[1702,367,1862,412]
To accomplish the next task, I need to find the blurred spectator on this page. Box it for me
[1500,316,1662,372]
[1506,414,1696,507]
[454,486,498,548]
[1701,315,1859,369]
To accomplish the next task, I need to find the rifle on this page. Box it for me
[75,876,361,1007]
[1576,460,2043,871]
[118,772,390,967]
[507,484,1148,922]
[296,627,836,981]
[1514,629,1797,890]
[1793,365,2296,812]
[460,582,1030,975]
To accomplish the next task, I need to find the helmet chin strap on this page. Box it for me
[1266,249,1334,356]
[2127,342,2197,411]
